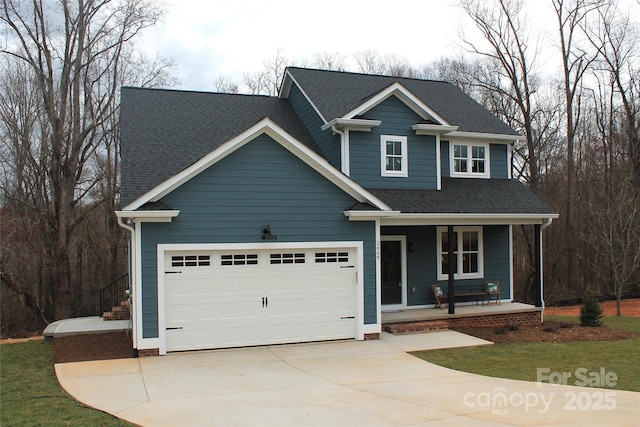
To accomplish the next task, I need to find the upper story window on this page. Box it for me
[451,142,490,178]
[381,135,408,177]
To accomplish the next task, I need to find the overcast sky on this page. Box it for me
[138,0,560,92]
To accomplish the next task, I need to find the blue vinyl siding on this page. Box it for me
[287,84,341,168]
[440,141,450,178]
[139,134,376,338]
[490,143,509,179]
[381,225,511,306]
[349,97,438,189]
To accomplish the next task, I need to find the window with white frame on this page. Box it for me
[381,135,408,177]
[451,142,489,177]
[437,227,484,279]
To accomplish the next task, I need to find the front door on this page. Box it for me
[381,237,406,307]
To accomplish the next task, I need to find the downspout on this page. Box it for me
[538,217,554,314]
[332,125,349,175]
[117,216,136,347]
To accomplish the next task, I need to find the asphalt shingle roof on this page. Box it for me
[285,67,519,135]
[368,178,555,215]
[120,87,318,207]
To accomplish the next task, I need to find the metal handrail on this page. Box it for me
[99,273,129,315]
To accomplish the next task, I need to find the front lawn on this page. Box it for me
[412,316,640,392]
[0,340,134,427]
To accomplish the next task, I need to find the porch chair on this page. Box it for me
[432,284,448,309]
[486,281,501,305]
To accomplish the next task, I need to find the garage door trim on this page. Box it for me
[157,241,364,355]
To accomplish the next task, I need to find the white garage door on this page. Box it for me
[164,246,357,352]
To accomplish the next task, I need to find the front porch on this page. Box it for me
[381,302,542,334]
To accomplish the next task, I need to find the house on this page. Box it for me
[116,67,557,356]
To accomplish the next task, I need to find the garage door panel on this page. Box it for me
[164,246,357,352]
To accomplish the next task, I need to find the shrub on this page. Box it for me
[580,293,603,327]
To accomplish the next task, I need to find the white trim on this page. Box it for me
[321,118,382,132]
[374,218,381,326]
[156,241,365,354]
[509,225,514,303]
[436,226,484,280]
[435,134,442,190]
[412,124,459,135]
[380,135,408,177]
[133,219,144,350]
[343,82,452,125]
[446,131,525,141]
[345,211,558,226]
[449,141,491,179]
[508,143,513,179]
[381,235,407,309]
[115,210,179,221]
[343,129,351,176]
[122,118,392,212]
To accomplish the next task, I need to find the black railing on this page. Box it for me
[100,273,129,316]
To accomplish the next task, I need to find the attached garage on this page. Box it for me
[158,243,362,353]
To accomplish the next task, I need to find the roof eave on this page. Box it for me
[445,131,525,141]
[115,210,180,222]
[412,124,459,135]
[321,118,382,132]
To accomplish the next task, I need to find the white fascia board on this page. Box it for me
[380,213,559,226]
[344,210,401,220]
[320,118,382,132]
[343,82,451,125]
[123,118,392,212]
[446,131,525,142]
[115,210,179,222]
[412,124,459,135]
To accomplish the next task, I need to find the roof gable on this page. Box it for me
[281,67,519,136]
[122,117,392,212]
[120,87,320,207]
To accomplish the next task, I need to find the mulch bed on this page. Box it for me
[453,321,639,344]
[51,331,135,364]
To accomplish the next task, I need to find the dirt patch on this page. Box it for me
[52,331,134,364]
[453,321,639,344]
[544,298,640,317]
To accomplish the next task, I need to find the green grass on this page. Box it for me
[413,316,640,392]
[0,340,135,427]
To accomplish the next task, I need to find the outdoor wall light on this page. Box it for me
[262,225,277,240]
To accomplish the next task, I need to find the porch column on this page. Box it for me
[535,224,543,307]
[448,225,455,314]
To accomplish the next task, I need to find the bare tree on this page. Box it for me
[581,179,640,315]
[582,1,640,191]
[551,0,604,293]
[243,49,288,95]
[458,0,542,190]
[1,0,165,320]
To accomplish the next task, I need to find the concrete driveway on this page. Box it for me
[56,331,640,426]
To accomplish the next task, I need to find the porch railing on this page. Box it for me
[99,273,129,316]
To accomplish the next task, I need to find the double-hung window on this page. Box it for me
[381,135,408,177]
[437,227,483,280]
[451,142,489,178]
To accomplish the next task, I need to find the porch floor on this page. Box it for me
[381,301,540,324]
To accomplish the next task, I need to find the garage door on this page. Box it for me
[164,246,357,352]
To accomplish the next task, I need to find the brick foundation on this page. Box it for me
[364,333,380,340]
[137,348,160,357]
[383,310,541,335]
